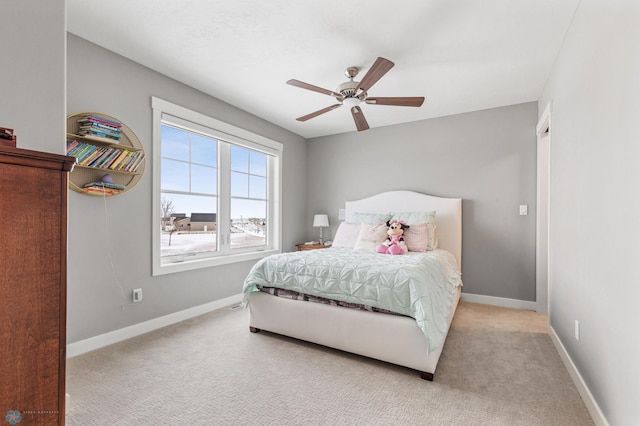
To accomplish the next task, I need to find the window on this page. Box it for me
[152,97,282,275]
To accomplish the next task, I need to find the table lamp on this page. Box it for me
[313,214,329,244]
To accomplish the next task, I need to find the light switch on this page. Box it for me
[338,208,346,221]
[519,205,528,216]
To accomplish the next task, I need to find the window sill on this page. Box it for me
[152,248,280,276]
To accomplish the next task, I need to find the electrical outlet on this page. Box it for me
[575,320,580,341]
[133,288,143,303]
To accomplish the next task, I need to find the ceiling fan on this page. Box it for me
[287,57,425,132]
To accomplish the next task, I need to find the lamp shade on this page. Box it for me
[313,214,329,227]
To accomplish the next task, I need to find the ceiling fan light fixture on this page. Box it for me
[342,97,360,108]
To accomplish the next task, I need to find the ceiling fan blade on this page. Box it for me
[351,106,369,131]
[365,97,425,107]
[355,57,394,93]
[287,79,342,98]
[296,104,342,122]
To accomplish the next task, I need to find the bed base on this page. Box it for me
[248,286,461,381]
[251,322,435,380]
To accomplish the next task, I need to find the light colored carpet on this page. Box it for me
[66,301,594,425]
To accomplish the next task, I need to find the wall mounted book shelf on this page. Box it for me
[66,112,145,196]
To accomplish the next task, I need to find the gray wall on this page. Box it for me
[66,34,308,343]
[539,0,640,424]
[307,102,538,301]
[1,0,66,155]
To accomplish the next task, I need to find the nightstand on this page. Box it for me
[296,243,330,251]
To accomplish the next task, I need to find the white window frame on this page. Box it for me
[152,97,282,276]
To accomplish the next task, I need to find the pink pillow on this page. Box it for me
[403,222,437,252]
[403,222,429,252]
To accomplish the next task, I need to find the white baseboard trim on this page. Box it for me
[548,326,609,426]
[460,292,537,311]
[67,293,244,358]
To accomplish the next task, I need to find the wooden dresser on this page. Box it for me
[0,146,75,425]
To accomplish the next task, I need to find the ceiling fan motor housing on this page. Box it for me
[337,80,366,100]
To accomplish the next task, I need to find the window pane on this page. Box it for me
[191,164,217,195]
[230,198,266,249]
[161,159,189,192]
[191,134,217,166]
[162,193,217,216]
[230,145,249,172]
[249,175,266,199]
[250,151,267,176]
[231,171,248,197]
[161,125,190,161]
[160,193,218,264]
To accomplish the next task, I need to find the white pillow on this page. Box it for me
[390,211,436,225]
[331,222,362,248]
[354,222,388,251]
[350,212,393,224]
[430,224,438,250]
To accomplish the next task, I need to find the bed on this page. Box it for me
[243,190,462,380]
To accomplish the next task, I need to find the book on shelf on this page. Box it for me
[76,133,121,145]
[84,181,126,191]
[93,148,114,169]
[94,147,118,168]
[75,146,98,165]
[92,148,109,168]
[78,123,122,135]
[82,185,123,196]
[79,115,122,129]
[78,121,122,133]
[66,140,80,153]
[67,139,86,155]
[84,146,108,167]
[101,149,123,169]
[122,151,145,173]
[119,152,135,171]
[68,144,85,159]
[75,115,124,145]
[132,154,146,172]
[79,128,122,140]
[109,150,130,170]
[76,144,97,163]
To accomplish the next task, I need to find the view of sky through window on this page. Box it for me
[160,123,270,262]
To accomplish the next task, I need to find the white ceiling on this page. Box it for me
[66,0,580,139]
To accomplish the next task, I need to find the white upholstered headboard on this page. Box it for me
[344,191,462,266]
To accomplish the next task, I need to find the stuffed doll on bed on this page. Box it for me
[376,219,410,255]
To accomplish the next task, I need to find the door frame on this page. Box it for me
[536,102,551,314]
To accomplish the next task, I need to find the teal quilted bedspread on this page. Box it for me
[243,248,463,352]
